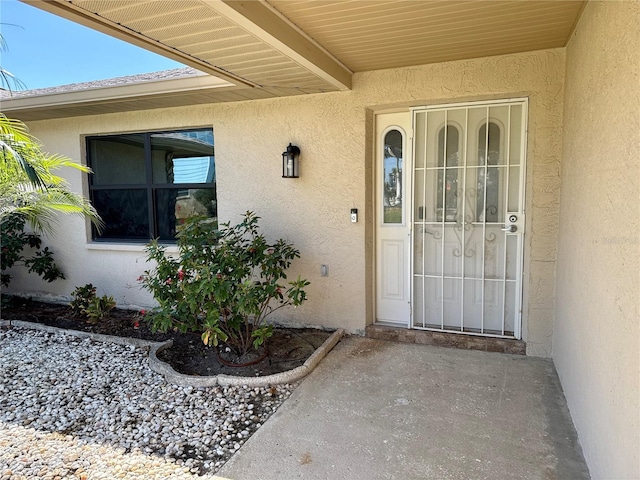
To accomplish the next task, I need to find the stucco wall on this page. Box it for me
[8,48,565,354]
[554,1,640,478]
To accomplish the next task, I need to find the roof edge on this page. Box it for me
[1,72,234,111]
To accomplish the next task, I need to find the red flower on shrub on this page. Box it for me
[166,278,173,285]
[178,270,185,280]
[133,320,140,329]
[140,309,146,316]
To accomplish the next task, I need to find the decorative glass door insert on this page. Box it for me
[411,100,527,338]
[375,112,412,326]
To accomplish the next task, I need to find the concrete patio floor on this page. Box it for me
[219,336,590,480]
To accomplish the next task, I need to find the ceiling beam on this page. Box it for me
[206,0,352,90]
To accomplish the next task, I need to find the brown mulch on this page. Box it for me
[0,295,332,378]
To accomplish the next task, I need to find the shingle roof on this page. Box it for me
[0,67,200,99]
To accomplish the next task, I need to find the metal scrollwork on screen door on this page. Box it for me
[449,187,496,258]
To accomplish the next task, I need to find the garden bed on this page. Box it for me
[1,295,334,378]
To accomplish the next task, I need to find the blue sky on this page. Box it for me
[1,0,185,90]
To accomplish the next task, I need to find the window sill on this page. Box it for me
[85,242,178,253]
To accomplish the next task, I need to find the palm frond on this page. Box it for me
[0,30,27,92]
[0,183,104,236]
[0,114,47,187]
[39,153,93,173]
[1,137,46,188]
[0,112,104,235]
[0,68,27,92]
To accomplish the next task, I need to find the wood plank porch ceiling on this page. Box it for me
[10,0,585,120]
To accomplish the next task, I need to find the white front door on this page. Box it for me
[375,112,412,325]
[411,99,527,338]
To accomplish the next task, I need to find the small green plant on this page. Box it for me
[70,283,116,324]
[139,211,310,358]
[1,213,65,287]
[70,283,96,315]
[84,295,116,324]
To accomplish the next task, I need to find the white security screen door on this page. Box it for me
[411,99,527,338]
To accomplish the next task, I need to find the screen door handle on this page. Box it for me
[501,224,517,233]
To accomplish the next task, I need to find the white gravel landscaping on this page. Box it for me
[0,327,295,479]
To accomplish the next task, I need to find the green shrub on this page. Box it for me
[70,283,96,315]
[70,283,116,323]
[1,213,64,287]
[84,295,116,324]
[139,211,309,356]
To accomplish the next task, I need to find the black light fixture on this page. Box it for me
[282,143,301,178]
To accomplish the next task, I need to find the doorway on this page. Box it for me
[375,99,527,338]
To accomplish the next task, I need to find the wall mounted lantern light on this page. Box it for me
[282,143,301,178]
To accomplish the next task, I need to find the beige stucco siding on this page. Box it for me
[8,48,565,355]
[554,1,640,478]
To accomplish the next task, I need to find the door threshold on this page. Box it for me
[365,324,526,355]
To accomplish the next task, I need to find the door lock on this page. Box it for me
[508,214,518,223]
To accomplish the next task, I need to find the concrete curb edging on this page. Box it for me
[148,340,221,387]
[303,327,343,370]
[159,328,345,387]
[1,320,344,387]
[0,319,167,350]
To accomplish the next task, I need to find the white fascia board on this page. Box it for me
[1,75,235,111]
